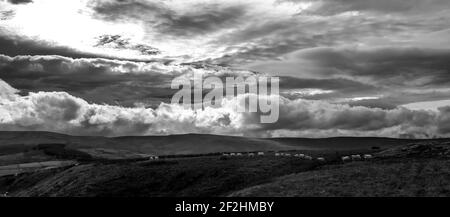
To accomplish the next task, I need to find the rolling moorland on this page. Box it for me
[0,131,449,197]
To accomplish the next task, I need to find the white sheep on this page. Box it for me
[299,154,305,158]
[230,153,236,156]
[257,152,265,156]
[248,153,255,157]
[317,157,326,162]
[304,155,313,160]
[341,156,351,162]
[275,153,280,156]
[351,155,362,160]
[363,154,373,159]
[285,153,292,157]
[236,153,243,156]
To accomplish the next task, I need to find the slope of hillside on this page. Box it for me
[269,137,428,150]
[2,156,321,197]
[229,142,450,197]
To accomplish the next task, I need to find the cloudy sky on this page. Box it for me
[1,0,450,138]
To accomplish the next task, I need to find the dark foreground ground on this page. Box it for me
[0,131,449,197]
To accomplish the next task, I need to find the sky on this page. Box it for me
[0,0,450,138]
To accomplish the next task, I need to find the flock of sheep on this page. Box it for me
[222,151,374,163]
[341,154,373,162]
[223,152,266,157]
[146,152,374,163]
[222,152,324,161]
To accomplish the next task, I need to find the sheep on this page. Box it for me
[275,153,280,156]
[258,152,265,156]
[299,154,305,158]
[317,157,326,162]
[285,153,292,157]
[248,153,255,157]
[363,154,373,160]
[341,156,351,162]
[351,155,362,160]
[294,154,299,157]
[230,153,236,156]
[304,155,313,160]
[222,153,229,156]
[154,156,159,160]
[236,153,243,156]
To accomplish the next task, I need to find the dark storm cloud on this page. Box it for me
[91,0,247,37]
[248,45,450,110]
[0,54,258,107]
[7,0,33,5]
[437,107,450,134]
[346,98,398,110]
[347,91,450,110]
[0,32,168,62]
[251,47,450,88]
[279,77,377,92]
[283,0,450,15]
[0,34,116,59]
[155,5,246,37]
[207,9,448,66]
[278,76,383,102]
[0,54,178,107]
[295,47,450,87]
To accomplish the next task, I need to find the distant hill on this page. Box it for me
[1,131,449,157]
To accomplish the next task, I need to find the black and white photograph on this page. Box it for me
[1,0,450,208]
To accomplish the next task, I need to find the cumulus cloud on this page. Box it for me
[1,79,450,138]
[0,78,246,136]
[0,78,19,100]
